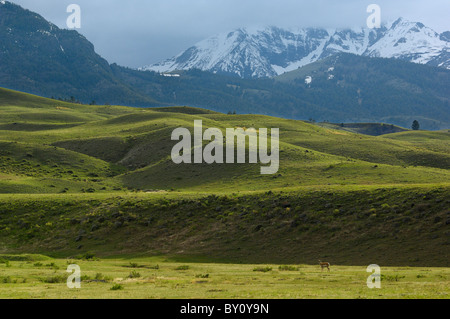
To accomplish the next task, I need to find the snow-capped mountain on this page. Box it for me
[142,18,450,78]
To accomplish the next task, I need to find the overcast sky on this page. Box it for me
[10,0,450,68]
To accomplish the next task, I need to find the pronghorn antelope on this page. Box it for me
[319,260,330,272]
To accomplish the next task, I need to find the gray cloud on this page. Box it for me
[10,0,450,68]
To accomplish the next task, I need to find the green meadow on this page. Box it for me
[0,87,449,298]
[0,255,448,299]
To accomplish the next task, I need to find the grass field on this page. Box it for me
[0,87,449,299]
[0,255,448,299]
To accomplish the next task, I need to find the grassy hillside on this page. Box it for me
[0,186,449,266]
[1,87,449,194]
[0,87,449,267]
[316,122,409,136]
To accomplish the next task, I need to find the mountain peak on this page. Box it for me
[143,20,449,78]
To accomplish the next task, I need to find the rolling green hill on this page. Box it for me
[1,87,449,194]
[0,87,449,265]
[315,122,409,136]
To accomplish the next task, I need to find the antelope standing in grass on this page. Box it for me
[319,260,331,272]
